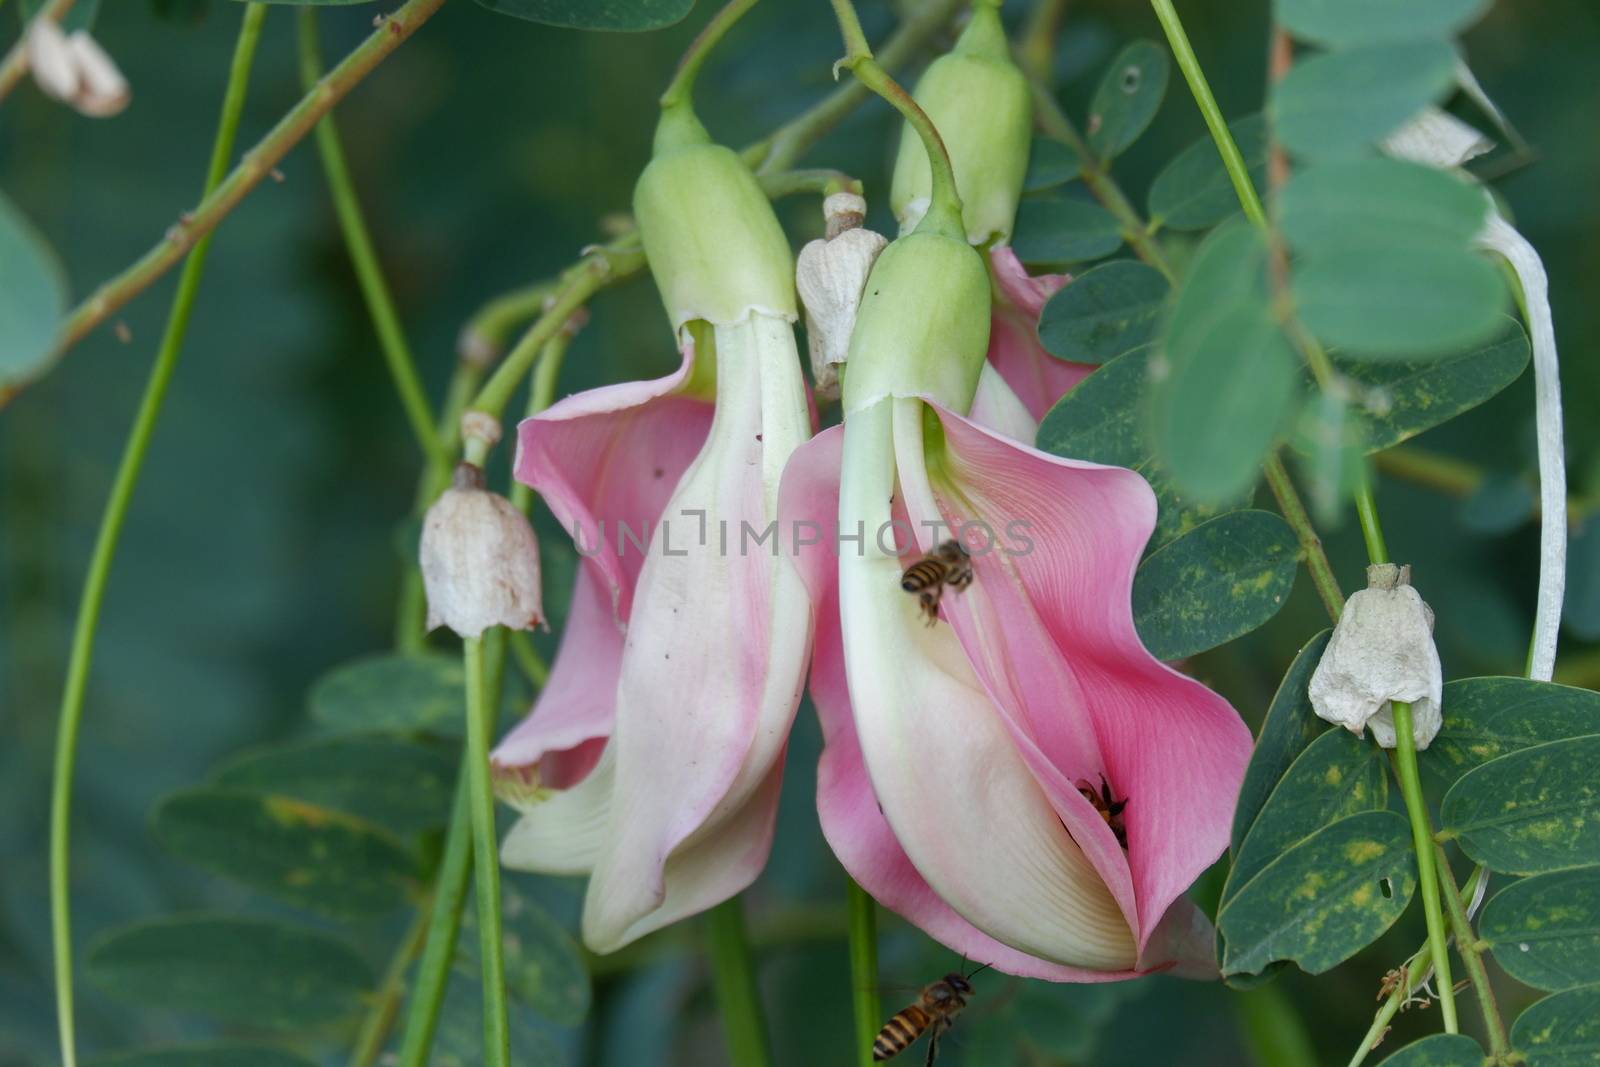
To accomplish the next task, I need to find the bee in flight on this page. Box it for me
[1076,773,1128,849]
[872,963,989,1064]
[900,539,973,625]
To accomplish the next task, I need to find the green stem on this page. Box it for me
[462,636,509,1065]
[4,0,450,406]
[1353,468,1391,565]
[1017,0,1067,83]
[1234,984,1318,1067]
[705,897,772,1067]
[1264,455,1344,622]
[846,880,880,1067]
[298,9,447,476]
[660,0,759,110]
[1391,703,1458,1034]
[458,281,557,368]
[46,9,267,1065]
[0,0,77,103]
[758,167,863,201]
[1148,0,1267,228]
[506,630,550,688]
[1435,851,1509,1058]
[397,761,474,1067]
[827,0,964,239]
[348,899,433,1067]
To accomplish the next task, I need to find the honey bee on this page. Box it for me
[1076,774,1128,849]
[900,540,973,624]
[872,965,987,1064]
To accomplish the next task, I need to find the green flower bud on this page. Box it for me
[634,105,797,329]
[889,4,1032,246]
[841,230,991,415]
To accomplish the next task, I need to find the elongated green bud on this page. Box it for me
[841,230,991,414]
[634,104,797,329]
[889,3,1032,245]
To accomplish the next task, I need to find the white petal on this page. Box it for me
[64,32,129,117]
[1381,108,1491,170]
[26,18,78,103]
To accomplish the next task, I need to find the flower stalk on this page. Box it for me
[463,634,510,1066]
[705,897,773,1067]
[847,879,880,1067]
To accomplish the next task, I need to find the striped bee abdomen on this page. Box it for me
[872,1004,932,1061]
[900,559,945,592]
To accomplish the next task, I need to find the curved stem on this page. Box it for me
[347,900,433,1067]
[463,636,509,1065]
[397,762,474,1066]
[1435,852,1509,1058]
[1264,456,1344,621]
[1149,0,1267,228]
[458,280,557,367]
[827,0,963,238]
[2,0,450,407]
[846,879,880,1067]
[705,896,772,1067]
[298,9,446,476]
[47,9,267,1066]
[660,0,759,110]
[1391,704,1458,1034]
[0,0,77,105]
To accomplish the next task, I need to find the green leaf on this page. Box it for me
[1374,1033,1488,1067]
[1227,730,1389,902]
[1023,138,1083,193]
[1036,344,1237,551]
[1131,510,1300,660]
[471,0,694,30]
[1511,985,1600,1066]
[1037,260,1169,365]
[153,789,419,917]
[86,1047,317,1067]
[1279,159,1489,254]
[1293,242,1507,359]
[1086,40,1171,161]
[460,878,591,1025]
[1481,868,1600,991]
[0,188,68,393]
[309,652,464,734]
[1148,114,1267,232]
[212,735,454,835]
[1012,195,1124,267]
[1231,630,1335,856]
[1462,474,1537,535]
[1218,810,1416,977]
[1272,41,1457,160]
[1335,318,1531,451]
[86,915,374,1028]
[1421,677,1600,788]
[1440,735,1600,875]
[1277,0,1489,49]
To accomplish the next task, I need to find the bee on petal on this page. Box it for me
[900,540,973,625]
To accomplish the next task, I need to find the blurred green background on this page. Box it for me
[2,0,1597,1063]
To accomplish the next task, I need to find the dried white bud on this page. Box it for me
[460,410,502,450]
[27,21,128,118]
[1381,108,1492,171]
[1309,564,1443,749]
[419,464,544,639]
[796,194,886,402]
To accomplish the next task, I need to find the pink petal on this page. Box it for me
[913,403,1253,955]
[514,340,714,623]
[986,247,1094,421]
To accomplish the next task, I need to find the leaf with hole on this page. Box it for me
[1231,631,1335,856]
[1334,318,1530,452]
[86,1048,317,1067]
[1277,0,1489,49]
[85,916,373,1028]
[212,735,454,835]
[1421,677,1600,787]
[471,0,694,30]
[1440,734,1600,874]
[1148,114,1267,232]
[1374,1033,1487,1067]
[1012,195,1123,267]
[1037,260,1169,365]
[309,652,464,734]
[1132,510,1299,660]
[1226,730,1388,904]
[1218,810,1416,977]
[1480,868,1600,991]
[153,789,419,917]
[1023,138,1083,193]
[1086,40,1170,160]
[1272,41,1457,160]
[0,188,68,393]
[1509,984,1600,1066]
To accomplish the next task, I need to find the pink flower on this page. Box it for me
[983,246,1095,429]
[778,388,1252,978]
[493,323,813,952]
